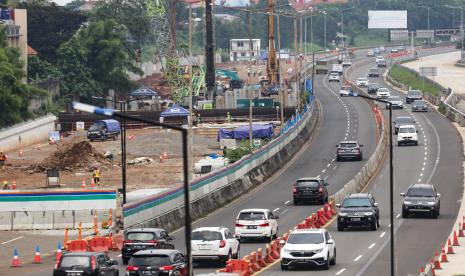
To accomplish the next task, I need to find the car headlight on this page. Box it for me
[404,201,412,205]
[427,202,436,205]
[314,248,324,254]
[364,212,374,216]
[283,248,292,254]
[339,212,348,216]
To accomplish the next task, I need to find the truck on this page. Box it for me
[315,60,329,74]
[87,119,121,141]
[330,64,343,75]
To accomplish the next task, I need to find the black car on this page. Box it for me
[336,141,363,161]
[292,177,329,205]
[122,228,175,265]
[377,60,387,68]
[53,252,118,276]
[401,184,441,218]
[336,193,380,231]
[126,249,187,276]
[412,100,428,112]
[406,90,423,104]
[367,83,381,94]
[393,116,415,134]
[368,68,380,77]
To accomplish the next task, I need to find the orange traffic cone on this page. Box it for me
[447,238,455,254]
[159,155,163,163]
[459,223,465,237]
[91,178,95,188]
[12,180,16,190]
[11,249,20,267]
[440,247,448,262]
[18,150,23,157]
[34,245,41,264]
[81,180,86,189]
[163,151,168,159]
[453,230,460,246]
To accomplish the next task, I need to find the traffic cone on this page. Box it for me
[12,180,16,190]
[81,180,86,189]
[433,252,441,269]
[440,246,448,262]
[159,155,163,163]
[56,243,62,262]
[18,149,23,157]
[11,249,20,267]
[163,151,168,159]
[64,228,69,245]
[34,245,41,264]
[91,178,95,188]
[453,230,460,246]
[459,223,465,237]
[420,266,425,273]
[447,238,455,254]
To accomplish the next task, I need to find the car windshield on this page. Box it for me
[341,86,351,90]
[406,187,435,197]
[369,83,380,88]
[59,256,90,269]
[238,212,266,220]
[399,127,415,133]
[378,88,389,93]
[126,232,158,241]
[287,233,324,244]
[358,78,367,81]
[388,96,400,101]
[396,117,413,124]
[408,90,422,96]
[414,100,426,106]
[296,180,320,188]
[340,142,357,148]
[89,122,105,131]
[330,73,338,77]
[342,198,372,208]
[128,255,171,267]
[192,230,222,241]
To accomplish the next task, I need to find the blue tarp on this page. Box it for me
[130,86,158,97]
[217,124,274,141]
[160,104,190,117]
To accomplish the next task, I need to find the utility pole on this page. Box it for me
[294,16,299,113]
[461,8,464,62]
[427,7,431,45]
[205,0,215,100]
[277,14,284,127]
[188,5,193,128]
[324,11,327,51]
[341,9,344,48]
[248,11,253,147]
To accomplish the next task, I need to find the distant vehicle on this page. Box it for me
[126,249,187,276]
[280,229,336,270]
[336,141,363,161]
[328,72,341,82]
[377,60,387,68]
[368,68,380,77]
[87,119,120,142]
[262,85,280,96]
[339,85,354,97]
[53,252,118,276]
[342,59,352,67]
[191,227,240,264]
[375,56,384,63]
[368,83,381,94]
[315,60,329,74]
[376,87,390,99]
[292,177,329,205]
[234,209,279,242]
[406,90,423,104]
[398,46,406,51]
[397,125,418,146]
[356,77,369,87]
[330,64,344,75]
[386,96,403,109]
[393,116,415,134]
[390,48,398,53]
[412,100,428,112]
[336,193,380,231]
[379,46,386,52]
[373,48,381,55]
[122,228,175,265]
[367,51,375,57]
[401,184,440,218]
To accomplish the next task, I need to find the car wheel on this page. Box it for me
[337,221,344,231]
[122,257,129,265]
[397,142,401,146]
[371,220,378,231]
[293,199,300,205]
[281,262,289,270]
[358,155,363,161]
[239,237,246,243]
[432,209,439,219]
[323,254,330,270]
[414,141,418,146]
[402,209,409,218]
[377,218,380,227]
[330,248,336,265]
[114,271,119,276]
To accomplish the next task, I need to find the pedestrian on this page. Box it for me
[0,152,6,169]
[226,112,232,123]
[93,168,101,185]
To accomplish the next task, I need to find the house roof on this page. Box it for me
[27,45,38,56]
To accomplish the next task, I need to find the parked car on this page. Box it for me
[406,90,423,104]
[122,228,175,265]
[386,96,403,109]
[87,119,120,141]
[336,193,380,231]
[401,184,440,218]
[368,83,381,94]
[53,252,118,276]
[234,209,279,242]
[292,177,329,205]
[280,229,336,270]
[397,125,418,146]
[191,227,240,264]
[342,59,352,67]
[336,141,363,161]
[126,249,187,276]
[393,116,415,134]
[412,100,428,112]
[356,77,369,87]
[390,48,398,53]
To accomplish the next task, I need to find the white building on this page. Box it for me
[230,39,261,61]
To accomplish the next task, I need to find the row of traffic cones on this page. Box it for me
[159,151,169,163]
[2,180,16,190]
[81,179,98,189]
[11,245,44,267]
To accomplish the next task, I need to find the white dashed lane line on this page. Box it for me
[336,268,346,275]
[322,169,326,173]
[273,208,280,212]
[284,200,291,205]
[380,232,386,238]
[354,255,363,262]
[368,243,376,249]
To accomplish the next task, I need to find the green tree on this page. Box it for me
[28,55,61,82]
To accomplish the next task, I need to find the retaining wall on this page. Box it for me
[0,114,56,153]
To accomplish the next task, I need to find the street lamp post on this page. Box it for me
[419,6,431,45]
[446,5,465,62]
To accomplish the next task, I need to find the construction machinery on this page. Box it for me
[266,0,280,86]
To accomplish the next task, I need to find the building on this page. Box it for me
[0,8,28,74]
[230,39,261,62]
[214,13,240,23]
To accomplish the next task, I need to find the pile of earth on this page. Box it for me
[27,141,112,172]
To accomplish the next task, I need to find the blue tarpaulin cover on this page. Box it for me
[217,124,274,141]
[130,86,158,97]
[160,104,190,117]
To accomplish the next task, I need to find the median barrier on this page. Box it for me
[88,236,110,252]
[67,239,88,252]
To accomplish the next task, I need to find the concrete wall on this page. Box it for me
[0,114,56,153]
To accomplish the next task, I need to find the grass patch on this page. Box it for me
[388,65,440,96]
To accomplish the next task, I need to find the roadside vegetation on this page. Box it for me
[388,65,440,96]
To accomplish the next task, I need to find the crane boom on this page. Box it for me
[266,0,279,84]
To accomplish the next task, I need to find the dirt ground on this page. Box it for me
[0,128,220,191]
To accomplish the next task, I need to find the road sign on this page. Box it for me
[419,67,437,77]
[416,30,435,39]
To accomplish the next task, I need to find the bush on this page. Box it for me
[388,65,440,96]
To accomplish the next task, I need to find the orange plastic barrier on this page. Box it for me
[249,252,261,272]
[256,248,267,267]
[264,244,274,263]
[67,240,88,252]
[226,259,252,276]
[88,237,110,252]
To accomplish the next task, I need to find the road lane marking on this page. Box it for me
[322,169,326,173]
[1,236,24,245]
[117,254,122,258]
[380,232,386,238]
[368,243,376,249]
[396,214,400,219]
[336,268,346,275]
[284,200,290,205]
[333,166,338,171]
[273,208,280,212]
[418,178,422,182]
[327,164,331,167]
[354,255,363,262]
[332,158,336,162]
[280,209,289,215]
[317,175,321,178]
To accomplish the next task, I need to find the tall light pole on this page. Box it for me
[340,7,354,48]
[248,11,253,147]
[324,11,327,51]
[419,6,431,45]
[188,5,193,128]
[446,5,465,62]
[277,14,284,127]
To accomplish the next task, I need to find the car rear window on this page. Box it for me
[370,69,378,72]
[126,232,158,241]
[407,187,435,197]
[128,255,171,266]
[238,212,266,220]
[414,100,426,106]
[399,127,415,133]
[340,143,357,148]
[287,233,324,244]
[192,230,223,241]
[408,90,422,96]
[378,88,389,92]
[396,117,413,124]
[296,180,320,188]
[60,256,90,268]
[342,198,372,208]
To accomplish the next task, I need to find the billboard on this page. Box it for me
[416,30,434,39]
[390,30,409,41]
[368,10,407,29]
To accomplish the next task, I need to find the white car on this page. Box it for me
[367,51,375,57]
[191,227,240,264]
[380,46,386,52]
[375,55,385,63]
[234,209,279,242]
[342,59,352,67]
[339,85,353,97]
[328,72,340,82]
[356,77,369,87]
[386,95,403,109]
[376,87,390,99]
[280,229,336,270]
[397,125,418,146]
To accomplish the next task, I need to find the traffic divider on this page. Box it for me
[67,239,88,252]
[88,236,110,252]
[256,248,266,267]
